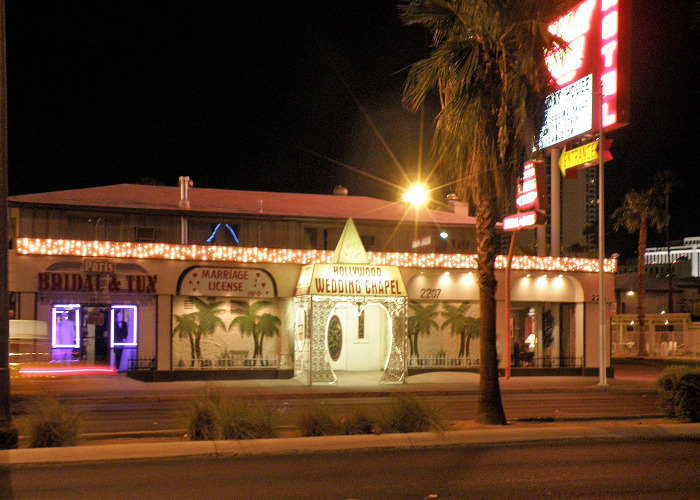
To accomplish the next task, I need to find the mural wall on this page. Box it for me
[407,301,480,365]
[172,296,282,369]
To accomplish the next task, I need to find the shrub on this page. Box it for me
[27,396,80,448]
[187,393,220,441]
[218,399,277,440]
[656,365,700,422]
[297,405,341,437]
[377,395,444,434]
[341,410,376,435]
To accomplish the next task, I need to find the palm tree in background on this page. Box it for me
[612,189,665,356]
[191,297,227,366]
[230,300,273,360]
[173,312,198,367]
[408,302,440,358]
[401,0,573,424]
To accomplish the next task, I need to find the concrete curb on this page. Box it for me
[3,422,699,466]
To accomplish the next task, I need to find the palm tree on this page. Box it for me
[408,302,440,359]
[612,189,665,356]
[401,0,573,424]
[191,297,227,366]
[173,312,198,367]
[257,313,281,361]
[229,300,273,360]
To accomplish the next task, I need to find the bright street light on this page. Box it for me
[402,183,428,206]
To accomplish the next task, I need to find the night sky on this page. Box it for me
[5,1,699,258]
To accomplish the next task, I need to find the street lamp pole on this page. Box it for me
[598,90,607,387]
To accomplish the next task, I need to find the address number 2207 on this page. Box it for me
[420,288,442,299]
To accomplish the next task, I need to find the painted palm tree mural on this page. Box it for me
[440,303,480,361]
[408,303,440,358]
[173,312,198,367]
[257,312,281,360]
[229,300,279,361]
[191,297,227,366]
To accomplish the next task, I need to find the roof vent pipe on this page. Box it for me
[178,176,193,209]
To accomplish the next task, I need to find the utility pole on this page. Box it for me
[0,0,18,449]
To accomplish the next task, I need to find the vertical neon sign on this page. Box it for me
[600,0,619,127]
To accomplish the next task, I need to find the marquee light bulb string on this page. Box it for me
[16,238,617,274]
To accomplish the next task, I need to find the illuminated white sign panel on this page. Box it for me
[538,74,593,150]
[309,264,406,297]
[503,211,542,231]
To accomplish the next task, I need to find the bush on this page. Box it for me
[27,396,80,448]
[186,391,278,441]
[297,405,341,437]
[377,395,444,434]
[218,399,277,440]
[656,366,700,422]
[187,393,220,441]
[340,410,376,435]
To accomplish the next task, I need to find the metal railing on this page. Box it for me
[409,356,479,368]
[512,356,583,368]
[174,355,279,370]
[129,358,155,371]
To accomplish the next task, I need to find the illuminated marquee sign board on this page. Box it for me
[304,264,406,297]
[538,0,629,150]
[39,259,157,294]
[504,160,548,232]
[178,267,276,298]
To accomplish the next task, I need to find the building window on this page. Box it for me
[360,235,375,251]
[135,226,156,242]
[304,228,319,249]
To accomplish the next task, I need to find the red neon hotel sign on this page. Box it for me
[539,0,628,150]
[504,160,548,232]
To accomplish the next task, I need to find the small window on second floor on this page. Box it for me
[360,235,375,251]
[135,227,156,242]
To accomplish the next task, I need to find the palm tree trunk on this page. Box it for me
[637,218,648,356]
[475,198,507,425]
[458,332,466,358]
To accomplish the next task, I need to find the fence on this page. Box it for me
[612,329,700,360]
